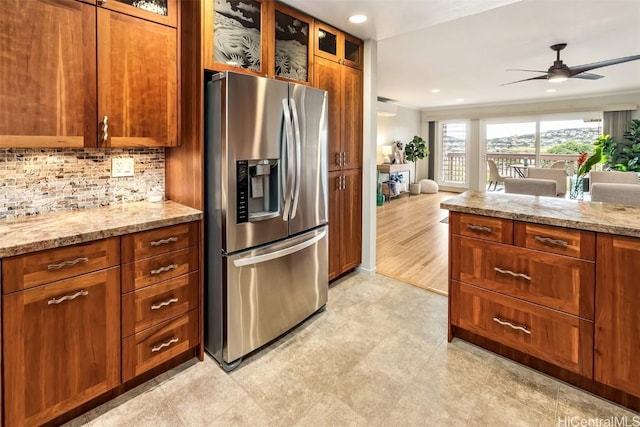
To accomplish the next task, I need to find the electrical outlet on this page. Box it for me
[111,158,134,177]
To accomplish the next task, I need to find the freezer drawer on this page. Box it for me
[223,226,328,364]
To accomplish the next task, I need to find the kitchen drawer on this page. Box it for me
[121,221,198,263]
[122,309,198,382]
[452,235,594,319]
[451,281,593,377]
[2,237,120,293]
[514,221,595,260]
[450,212,513,244]
[121,246,198,292]
[122,271,198,337]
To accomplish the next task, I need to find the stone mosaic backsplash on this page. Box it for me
[0,148,165,220]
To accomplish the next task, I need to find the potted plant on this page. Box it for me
[404,135,429,194]
[596,120,640,172]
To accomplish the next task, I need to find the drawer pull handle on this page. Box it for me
[150,264,179,275]
[494,267,531,281]
[48,290,88,305]
[151,337,179,353]
[47,257,89,270]
[493,317,531,335]
[534,236,568,247]
[150,237,178,246]
[466,224,492,233]
[151,298,179,310]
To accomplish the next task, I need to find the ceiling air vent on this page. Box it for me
[377,100,397,117]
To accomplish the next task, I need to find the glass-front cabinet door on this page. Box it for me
[272,4,312,84]
[314,22,363,70]
[97,0,177,27]
[205,0,267,75]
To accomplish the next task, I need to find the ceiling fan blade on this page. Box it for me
[506,68,548,73]
[501,75,548,86]
[571,72,604,80]
[569,54,640,76]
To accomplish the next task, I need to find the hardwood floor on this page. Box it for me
[376,191,458,295]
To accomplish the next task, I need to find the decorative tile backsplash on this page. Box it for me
[0,148,165,220]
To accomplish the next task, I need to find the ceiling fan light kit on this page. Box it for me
[503,43,640,86]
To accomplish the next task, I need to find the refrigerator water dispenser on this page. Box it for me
[236,159,279,223]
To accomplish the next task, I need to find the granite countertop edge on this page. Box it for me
[0,201,203,258]
[441,191,640,238]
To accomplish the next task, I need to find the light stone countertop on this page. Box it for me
[441,191,640,238]
[0,201,203,258]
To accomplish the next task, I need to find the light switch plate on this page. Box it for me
[111,158,134,177]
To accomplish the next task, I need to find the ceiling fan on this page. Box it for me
[502,43,640,85]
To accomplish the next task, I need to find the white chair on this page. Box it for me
[589,171,638,192]
[550,161,566,169]
[591,183,640,206]
[526,167,567,195]
[487,159,507,191]
[504,178,557,197]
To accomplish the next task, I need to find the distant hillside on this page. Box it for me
[443,128,601,153]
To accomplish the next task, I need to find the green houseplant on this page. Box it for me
[404,135,429,194]
[596,120,640,172]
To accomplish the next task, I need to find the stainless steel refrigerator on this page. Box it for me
[204,71,328,370]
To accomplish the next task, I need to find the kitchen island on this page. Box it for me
[442,191,640,411]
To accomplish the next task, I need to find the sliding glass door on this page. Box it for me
[437,121,469,189]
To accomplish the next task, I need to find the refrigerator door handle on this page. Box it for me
[281,98,295,221]
[289,98,302,219]
[233,229,327,267]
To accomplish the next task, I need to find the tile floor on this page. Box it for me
[69,273,638,426]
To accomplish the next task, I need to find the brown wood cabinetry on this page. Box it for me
[2,257,120,426]
[595,234,640,398]
[0,0,178,148]
[449,209,640,410]
[328,169,362,280]
[314,22,363,70]
[121,223,200,381]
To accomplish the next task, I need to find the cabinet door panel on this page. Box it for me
[0,0,97,147]
[272,4,313,85]
[99,0,177,27]
[327,172,341,280]
[98,9,177,147]
[314,57,342,172]
[595,234,640,397]
[3,268,120,426]
[341,66,362,169]
[204,0,268,75]
[340,169,362,272]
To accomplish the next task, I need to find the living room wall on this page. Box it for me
[377,105,426,180]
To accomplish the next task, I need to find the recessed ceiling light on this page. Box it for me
[456,98,464,102]
[349,14,367,24]
[546,88,557,93]
[431,89,440,93]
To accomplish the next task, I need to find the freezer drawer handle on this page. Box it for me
[233,229,327,267]
[48,290,88,305]
[151,298,179,310]
[47,257,89,270]
[493,317,531,335]
[151,337,179,353]
[534,235,568,247]
[150,237,179,246]
[494,267,531,281]
[150,264,179,275]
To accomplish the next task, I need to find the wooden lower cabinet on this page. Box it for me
[451,281,593,377]
[3,268,121,426]
[328,169,362,279]
[595,234,640,397]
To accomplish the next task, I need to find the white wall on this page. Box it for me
[376,105,426,180]
[422,91,640,191]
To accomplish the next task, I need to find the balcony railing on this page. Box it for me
[442,152,581,183]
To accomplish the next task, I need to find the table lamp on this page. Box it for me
[382,146,392,163]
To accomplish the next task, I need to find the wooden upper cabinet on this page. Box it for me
[204,0,268,75]
[0,0,97,148]
[97,9,177,147]
[341,65,363,169]
[270,3,313,85]
[96,0,177,27]
[315,22,363,70]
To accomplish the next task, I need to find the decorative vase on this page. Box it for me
[409,183,421,195]
[376,193,384,206]
[570,176,584,200]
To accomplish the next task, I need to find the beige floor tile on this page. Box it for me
[211,396,273,426]
[556,383,639,425]
[293,393,369,427]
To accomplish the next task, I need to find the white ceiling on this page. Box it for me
[280,0,640,110]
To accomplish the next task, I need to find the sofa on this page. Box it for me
[526,167,567,195]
